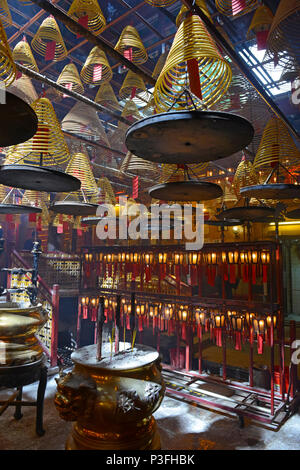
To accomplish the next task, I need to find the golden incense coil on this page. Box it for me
[233,156,259,195]
[66,0,106,36]
[95,82,120,110]
[65,151,99,196]
[81,47,112,85]
[215,0,258,17]
[120,151,160,178]
[31,15,67,62]
[0,0,12,27]
[160,163,208,183]
[119,70,147,100]
[12,38,39,71]
[57,63,84,94]
[152,51,169,79]
[7,75,38,104]
[0,17,16,85]
[144,0,176,6]
[7,96,70,166]
[95,177,116,205]
[154,15,232,112]
[176,0,212,27]
[114,25,148,65]
[247,4,274,38]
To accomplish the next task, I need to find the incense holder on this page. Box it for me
[54,343,165,450]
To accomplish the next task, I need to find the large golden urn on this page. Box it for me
[54,343,165,450]
[0,301,47,366]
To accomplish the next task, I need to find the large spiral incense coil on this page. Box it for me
[114,25,148,65]
[80,47,112,85]
[121,99,141,121]
[94,177,116,205]
[61,101,110,146]
[0,0,11,27]
[253,116,300,171]
[119,70,147,101]
[120,151,160,178]
[66,0,106,36]
[0,18,16,85]
[154,15,232,112]
[7,75,38,104]
[65,151,99,197]
[144,0,176,6]
[247,4,274,40]
[215,0,258,17]
[267,0,300,70]
[176,0,212,27]
[160,163,208,183]
[233,156,259,196]
[57,63,84,94]
[6,97,70,166]
[31,16,67,62]
[95,82,120,110]
[12,38,39,72]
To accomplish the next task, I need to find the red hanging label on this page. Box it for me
[132,176,139,199]
[93,64,102,82]
[45,40,56,61]
[232,0,246,16]
[124,47,133,62]
[256,30,269,51]
[138,316,143,332]
[63,82,73,98]
[130,86,137,99]
[77,14,89,38]
[257,333,264,354]
[187,58,202,100]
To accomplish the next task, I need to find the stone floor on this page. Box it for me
[0,372,300,451]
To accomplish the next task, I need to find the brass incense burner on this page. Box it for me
[55,342,165,450]
[0,301,47,366]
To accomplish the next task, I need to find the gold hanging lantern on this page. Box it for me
[154,15,232,112]
[66,0,106,36]
[215,0,258,17]
[247,5,274,50]
[119,70,147,100]
[144,0,176,6]
[7,75,38,104]
[65,151,99,197]
[120,151,160,178]
[57,62,84,94]
[267,0,300,70]
[12,37,38,71]
[95,82,120,110]
[114,25,148,65]
[61,101,110,146]
[6,96,70,166]
[31,15,68,62]
[80,47,112,85]
[0,17,16,85]
[233,155,259,196]
[253,116,300,171]
[176,0,212,27]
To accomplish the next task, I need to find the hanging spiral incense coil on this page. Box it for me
[267,0,300,70]
[81,47,112,85]
[95,82,120,110]
[57,63,84,94]
[247,4,274,39]
[144,0,176,6]
[114,25,148,65]
[7,75,38,104]
[215,0,258,17]
[94,177,116,205]
[120,151,160,178]
[0,184,7,201]
[0,18,16,85]
[152,51,169,80]
[0,0,12,27]
[119,70,147,100]
[176,0,212,27]
[233,156,259,196]
[121,99,141,120]
[154,15,232,112]
[65,151,99,197]
[160,163,208,183]
[61,101,110,146]
[12,38,39,72]
[31,16,67,62]
[6,97,70,166]
[253,116,300,171]
[66,0,106,36]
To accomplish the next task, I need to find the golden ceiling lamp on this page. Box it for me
[67,0,106,36]
[233,155,259,196]
[7,96,70,166]
[12,37,39,72]
[215,0,258,17]
[61,101,110,147]
[120,151,160,178]
[31,15,67,62]
[95,82,120,110]
[176,0,212,27]
[65,151,99,197]
[7,74,38,104]
[267,0,300,70]
[247,4,274,50]
[80,47,112,85]
[0,0,12,27]
[114,25,148,65]
[144,0,176,6]
[154,15,232,112]
[119,70,147,100]
[0,17,16,85]
[57,62,84,94]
